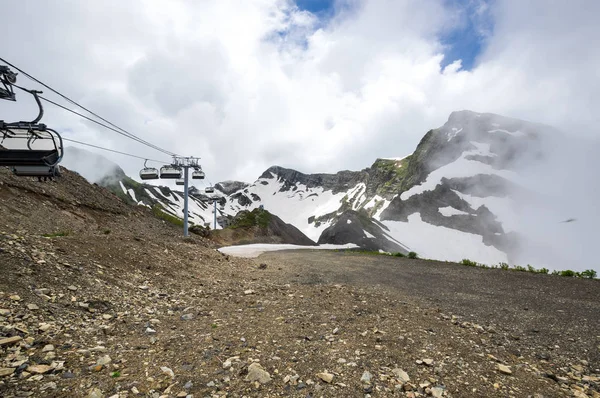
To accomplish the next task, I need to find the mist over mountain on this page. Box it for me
[65,110,599,272]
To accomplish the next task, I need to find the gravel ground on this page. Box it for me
[0,168,599,397]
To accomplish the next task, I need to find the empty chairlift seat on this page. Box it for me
[205,186,215,194]
[0,126,64,177]
[12,165,61,177]
[176,178,185,186]
[139,167,159,180]
[159,165,182,179]
[192,169,205,179]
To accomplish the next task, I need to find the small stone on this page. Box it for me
[87,387,103,398]
[131,386,140,394]
[27,364,53,374]
[246,363,271,384]
[42,344,55,352]
[184,381,193,390]
[176,392,187,398]
[244,289,255,295]
[392,368,410,383]
[360,371,372,384]
[497,364,512,375]
[0,309,10,316]
[138,285,149,291]
[317,372,334,383]
[39,323,52,332]
[423,358,434,366]
[0,336,22,346]
[61,372,76,379]
[67,285,78,291]
[102,314,113,320]
[0,367,15,377]
[27,303,39,310]
[431,387,445,398]
[181,313,194,321]
[333,327,339,335]
[9,295,21,301]
[145,327,156,334]
[161,366,175,378]
[375,345,383,351]
[97,355,112,366]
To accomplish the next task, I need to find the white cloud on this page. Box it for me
[1,0,599,185]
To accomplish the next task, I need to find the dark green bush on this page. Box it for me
[581,269,597,279]
[461,259,478,267]
[407,251,418,259]
[560,270,576,277]
[392,252,406,257]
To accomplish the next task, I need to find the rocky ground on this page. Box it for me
[0,168,599,397]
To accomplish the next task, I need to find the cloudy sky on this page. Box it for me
[1,0,599,184]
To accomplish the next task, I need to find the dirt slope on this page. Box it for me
[0,168,598,397]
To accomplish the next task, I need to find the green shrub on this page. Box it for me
[538,268,549,274]
[560,270,576,277]
[513,265,527,272]
[527,264,537,273]
[551,270,560,276]
[461,259,478,267]
[407,251,418,259]
[499,262,510,270]
[392,252,406,257]
[581,269,597,279]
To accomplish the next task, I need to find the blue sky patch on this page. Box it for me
[440,0,494,71]
[295,0,336,15]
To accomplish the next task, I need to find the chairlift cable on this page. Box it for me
[63,138,170,164]
[1,57,179,157]
[37,94,174,158]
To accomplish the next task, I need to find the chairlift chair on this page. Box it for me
[0,84,64,178]
[139,160,159,180]
[176,178,185,186]
[192,168,205,180]
[160,165,182,179]
[0,125,64,172]
[205,186,215,194]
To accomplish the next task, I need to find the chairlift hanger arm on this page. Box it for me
[0,65,17,101]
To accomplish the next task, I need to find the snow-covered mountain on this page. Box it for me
[73,110,563,266]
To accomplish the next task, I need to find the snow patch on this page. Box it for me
[118,181,127,195]
[438,206,470,217]
[488,128,525,137]
[218,243,358,258]
[364,230,375,239]
[447,127,463,141]
[347,219,352,224]
[382,213,508,264]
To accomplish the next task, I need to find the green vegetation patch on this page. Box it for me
[230,208,272,229]
[152,204,184,227]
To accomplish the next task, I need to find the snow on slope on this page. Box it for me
[400,141,518,200]
[223,175,354,241]
[382,213,508,263]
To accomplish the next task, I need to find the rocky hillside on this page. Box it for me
[210,208,317,247]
